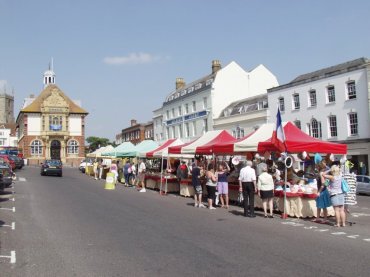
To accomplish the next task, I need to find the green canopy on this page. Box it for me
[119,140,159,157]
[102,141,136,157]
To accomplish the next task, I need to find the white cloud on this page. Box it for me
[103,52,163,65]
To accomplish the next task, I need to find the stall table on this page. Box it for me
[145,174,180,193]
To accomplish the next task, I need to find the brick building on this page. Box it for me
[121,119,153,145]
[16,66,88,166]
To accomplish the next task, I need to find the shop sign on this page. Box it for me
[166,117,183,126]
[184,110,207,121]
[50,124,62,131]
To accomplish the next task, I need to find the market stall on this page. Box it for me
[140,139,184,192]
[255,121,347,218]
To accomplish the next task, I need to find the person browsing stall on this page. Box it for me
[239,160,257,217]
[138,159,146,192]
[257,164,275,218]
[206,164,218,210]
[191,161,205,208]
[216,162,230,209]
[320,165,346,227]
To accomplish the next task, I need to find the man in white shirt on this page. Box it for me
[239,160,257,217]
[138,159,146,192]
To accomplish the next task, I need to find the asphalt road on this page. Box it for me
[1,166,370,276]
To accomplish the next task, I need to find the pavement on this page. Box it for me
[1,166,370,276]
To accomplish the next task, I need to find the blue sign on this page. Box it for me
[50,124,62,131]
[184,110,207,121]
[165,110,208,126]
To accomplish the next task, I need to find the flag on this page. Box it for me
[271,107,286,152]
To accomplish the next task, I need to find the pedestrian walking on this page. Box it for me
[123,160,132,187]
[138,159,146,192]
[257,164,274,218]
[93,159,98,180]
[205,164,217,210]
[239,160,257,217]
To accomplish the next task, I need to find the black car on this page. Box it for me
[9,155,23,169]
[41,160,63,177]
[0,164,13,190]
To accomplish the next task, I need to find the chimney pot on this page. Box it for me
[212,60,221,74]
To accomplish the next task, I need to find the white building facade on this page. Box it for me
[153,60,278,144]
[267,57,370,174]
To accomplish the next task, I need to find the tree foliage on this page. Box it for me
[86,136,111,152]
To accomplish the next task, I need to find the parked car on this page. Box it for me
[0,155,15,170]
[79,158,93,173]
[0,164,13,188]
[41,160,63,177]
[356,175,370,195]
[8,155,23,169]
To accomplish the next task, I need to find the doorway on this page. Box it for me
[50,140,61,160]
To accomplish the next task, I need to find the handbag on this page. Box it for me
[341,178,350,194]
[237,192,244,206]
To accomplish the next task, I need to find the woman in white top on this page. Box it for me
[257,164,274,218]
[320,165,346,227]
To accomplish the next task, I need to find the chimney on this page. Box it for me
[212,60,221,74]
[175,78,186,90]
[131,119,137,126]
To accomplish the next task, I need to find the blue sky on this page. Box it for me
[1,0,369,141]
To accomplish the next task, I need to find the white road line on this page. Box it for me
[18,177,26,182]
[331,232,347,235]
[363,238,370,242]
[11,197,15,202]
[315,229,329,232]
[0,251,16,264]
[347,235,359,239]
[0,222,15,230]
[304,226,318,229]
[0,207,15,212]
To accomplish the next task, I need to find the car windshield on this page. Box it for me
[46,160,62,166]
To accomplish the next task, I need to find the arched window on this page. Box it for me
[67,140,79,154]
[31,140,42,156]
[311,119,322,138]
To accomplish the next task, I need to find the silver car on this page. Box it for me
[356,175,370,195]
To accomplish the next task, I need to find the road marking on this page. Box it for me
[304,226,318,229]
[0,207,15,212]
[363,238,370,242]
[11,197,15,202]
[315,229,329,232]
[18,177,26,182]
[347,235,359,239]
[331,232,346,235]
[0,251,16,264]
[0,222,15,230]
[351,213,370,218]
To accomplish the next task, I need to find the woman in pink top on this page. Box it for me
[110,160,118,185]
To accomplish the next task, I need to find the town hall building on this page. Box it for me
[16,65,88,166]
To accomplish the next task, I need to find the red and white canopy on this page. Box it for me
[144,138,184,158]
[211,123,277,153]
[168,130,235,155]
[258,121,347,154]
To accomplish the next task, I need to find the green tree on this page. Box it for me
[86,136,111,152]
